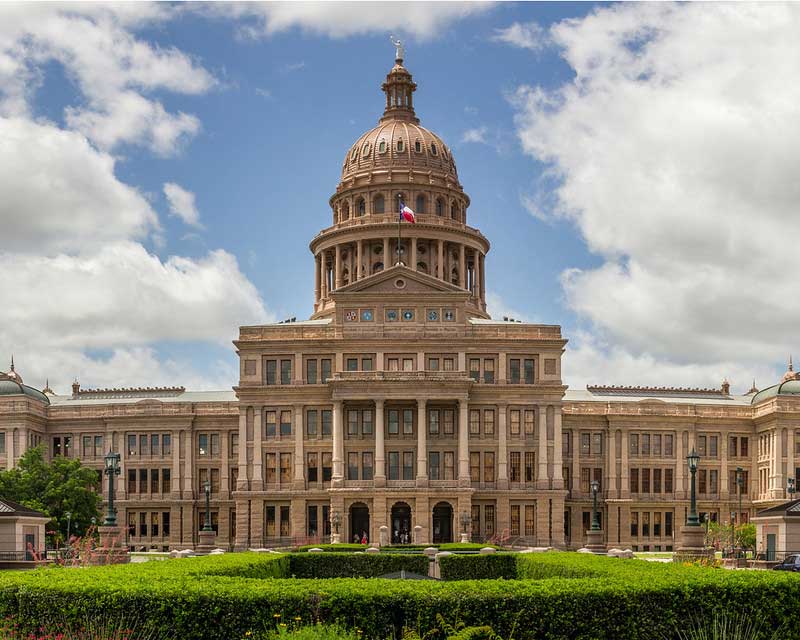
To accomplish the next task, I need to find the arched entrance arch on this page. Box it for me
[349,502,369,544]
[391,501,412,544]
[432,502,454,543]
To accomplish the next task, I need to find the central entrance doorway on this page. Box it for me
[432,502,453,543]
[349,502,370,544]
[391,502,412,544]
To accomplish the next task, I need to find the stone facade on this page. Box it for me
[2,55,800,552]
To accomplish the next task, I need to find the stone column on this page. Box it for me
[334,244,342,289]
[572,430,580,496]
[221,428,230,498]
[383,237,389,267]
[183,428,194,500]
[374,399,386,487]
[332,401,344,486]
[237,411,248,490]
[6,429,13,470]
[498,352,507,384]
[459,244,466,289]
[605,428,615,497]
[294,353,303,384]
[479,254,485,306]
[457,352,466,372]
[458,399,470,486]
[474,250,481,299]
[416,399,428,487]
[721,432,729,498]
[497,403,508,489]
[553,409,564,489]
[677,431,685,499]
[18,428,27,462]
[537,407,548,488]
[252,406,263,491]
[314,254,321,304]
[357,240,364,280]
[620,430,630,499]
[789,430,795,496]
[376,351,384,370]
[773,429,783,498]
[411,237,417,271]
[437,240,444,280]
[294,404,305,488]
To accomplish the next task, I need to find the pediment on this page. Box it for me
[334,265,465,296]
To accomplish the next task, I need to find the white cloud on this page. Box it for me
[280,61,306,74]
[461,126,488,144]
[215,2,493,39]
[255,87,273,100]
[511,3,800,388]
[164,182,202,228]
[486,292,533,324]
[0,117,157,255]
[491,21,546,51]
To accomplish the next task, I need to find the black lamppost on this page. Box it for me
[201,480,213,532]
[590,479,601,531]
[102,451,121,526]
[686,448,700,526]
[735,466,745,556]
[788,477,797,498]
[65,511,72,543]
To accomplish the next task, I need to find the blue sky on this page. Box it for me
[1,2,797,394]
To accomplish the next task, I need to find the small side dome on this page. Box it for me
[0,360,49,405]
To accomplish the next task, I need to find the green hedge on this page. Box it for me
[288,552,428,578]
[438,553,517,580]
[295,543,493,553]
[0,552,798,640]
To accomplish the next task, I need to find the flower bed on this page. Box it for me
[0,552,797,639]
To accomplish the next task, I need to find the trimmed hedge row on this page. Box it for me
[438,553,517,580]
[1,552,798,640]
[296,542,493,553]
[288,552,428,578]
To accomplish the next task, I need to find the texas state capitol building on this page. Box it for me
[2,53,800,553]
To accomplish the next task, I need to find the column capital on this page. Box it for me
[374,398,385,408]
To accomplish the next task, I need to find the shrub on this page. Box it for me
[288,553,428,578]
[438,554,517,581]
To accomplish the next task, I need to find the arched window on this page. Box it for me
[451,203,458,220]
[436,198,444,216]
[342,202,350,220]
[417,262,428,274]
[430,142,438,156]
[414,140,422,153]
[357,198,365,217]
[373,262,384,273]
[373,195,385,214]
[378,140,387,154]
[362,142,371,157]
[396,139,404,152]
[416,195,426,214]
[350,147,358,162]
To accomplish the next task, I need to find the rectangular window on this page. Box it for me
[322,410,332,436]
[163,511,170,537]
[230,434,238,457]
[485,505,495,538]
[524,410,535,436]
[322,452,332,482]
[524,452,535,482]
[510,359,521,384]
[641,434,650,455]
[265,506,276,538]
[642,512,650,537]
[388,358,399,371]
[652,434,661,456]
[581,433,590,455]
[698,469,707,494]
[362,357,373,371]
[562,430,571,455]
[470,452,480,482]
[308,505,318,538]
[524,359,535,384]
[307,410,318,436]
[307,453,318,483]
[653,468,662,493]
[388,410,399,435]
[443,357,454,371]
[665,434,673,457]
[151,434,160,457]
[591,433,603,455]
[630,468,639,493]
[469,410,480,435]
[163,433,171,456]
[388,452,400,480]
[362,410,373,435]
[402,451,414,480]
[483,358,494,383]
[198,434,208,456]
[266,411,277,437]
[83,435,91,457]
[139,468,147,494]
[347,452,359,480]
[740,437,748,457]
[265,453,276,484]
[280,506,290,537]
[665,468,673,493]
[346,358,358,371]
[631,512,639,537]
[710,469,718,494]
[428,357,440,371]
[444,451,455,480]
[140,512,147,537]
[151,468,159,494]
[280,410,292,437]
[0,433,5,455]
[321,359,332,382]
[665,512,673,537]
[211,433,220,457]
[429,451,440,480]
[654,512,662,537]
[402,409,413,435]
[162,468,170,494]
[697,435,707,456]
[581,467,590,493]
[510,451,521,482]
[483,452,495,482]
[280,359,291,385]
[510,410,520,436]
[348,410,359,436]
[471,505,481,538]
[511,504,520,536]
[524,505,535,537]
[362,452,373,480]
[710,436,718,458]
[306,359,318,384]
[469,358,480,381]
[593,467,602,491]
[642,468,650,493]
[729,436,737,457]
[140,434,148,456]
[483,409,495,435]
[402,358,414,371]
[630,434,639,455]
[280,453,292,483]
[128,469,136,494]
[443,409,454,435]
[211,468,220,494]
[265,360,277,385]
[429,409,440,435]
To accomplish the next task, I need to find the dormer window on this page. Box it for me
[415,140,422,153]
[397,139,404,152]
[362,142,371,157]
[430,143,438,156]
[350,147,358,162]
[378,140,387,154]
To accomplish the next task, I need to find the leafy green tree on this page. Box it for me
[736,522,756,551]
[0,445,101,541]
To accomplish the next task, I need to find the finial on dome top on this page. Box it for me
[10,355,14,372]
[747,379,759,394]
[781,355,799,383]
[390,35,404,63]
[42,378,55,396]
[790,355,794,371]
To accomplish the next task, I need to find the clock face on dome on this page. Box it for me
[402,310,414,321]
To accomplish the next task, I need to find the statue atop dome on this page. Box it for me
[390,35,404,62]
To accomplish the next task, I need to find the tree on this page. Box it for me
[735,522,756,551]
[0,445,102,543]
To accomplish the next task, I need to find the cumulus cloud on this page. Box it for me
[164,182,202,228]
[215,2,493,39]
[491,21,547,51]
[511,3,800,389]
[461,126,488,144]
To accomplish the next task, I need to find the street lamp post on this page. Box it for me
[674,448,709,562]
[687,449,700,526]
[196,479,217,553]
[735,466,744,557]
[65,511,72,544]
[590,480,601,531]
[788,477,797,499]
[584,479,605,553]
[102,451,121,526]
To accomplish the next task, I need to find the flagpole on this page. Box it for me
[397,194,402,266]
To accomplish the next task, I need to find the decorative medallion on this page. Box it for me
[394,278,406,289]
[361,309,374,322]
[443,310,455,321]
[427,310,439,321]
[344,310,358,322]
[386,309,398,322]
[402,309,414,321]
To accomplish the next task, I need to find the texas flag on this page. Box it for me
[399,201,416,223]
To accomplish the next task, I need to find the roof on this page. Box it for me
[751,379,800,405]
[48,390,237,407]
[564,388,752,406]
[755,499,800,518]
[0,379,50,405]
[0,498,48,518]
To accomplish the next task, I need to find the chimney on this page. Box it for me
[71,380,80,397]
[721,378,730,395]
